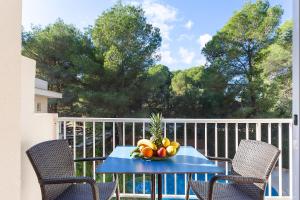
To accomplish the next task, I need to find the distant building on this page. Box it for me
[34,78,62,113]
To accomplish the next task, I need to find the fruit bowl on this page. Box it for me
[142,155,174,161]
[130,138,180,161]
[130,113,180,161]
[141,147,180,161]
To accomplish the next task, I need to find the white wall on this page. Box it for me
[0,0,22,199]
[0,1,58,199]
[21,57,58,200]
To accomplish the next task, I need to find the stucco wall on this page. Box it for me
[21,56,58,200]
[35,95,48,113]
[0,0,22,199]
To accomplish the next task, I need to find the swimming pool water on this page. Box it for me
[130,174,278,199]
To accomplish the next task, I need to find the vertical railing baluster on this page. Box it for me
[142,122,145,194]
[184,122,187,195]
[113,122,115,149]
[256,123,261,141]
[123,122,125,146]
[132,122,135,194]
[112,122,115,182]
[246,123,249,140]
[63,121,66,139]
[215,123,218,164]
[83,122,86,177]
[164,122,167,137]
[93,121,96,180]
[174,123,177,141]
[235,123,238,151]
[164,121,167,194]
[123,122,125,194]
[143,122,146,139]
[184,122,187,146]
[205,123,208,182]
[194,123,197,149]
[268,123,272,196]
[225,123,228,178]
[174,122,177,195]
[103,122,105,182]
[194,123,197,181]
[73,121,76,174]
[214,123,218,177]
[278,123,282,196]
[289,122,293,197]
[133,122,135,145]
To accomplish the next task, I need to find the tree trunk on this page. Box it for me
[247,50,257,116]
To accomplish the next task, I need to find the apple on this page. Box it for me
[157,147,167,157]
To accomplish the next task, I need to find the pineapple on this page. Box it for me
[149,113,163,147]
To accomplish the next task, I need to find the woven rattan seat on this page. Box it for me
[56,182,116,200]
[26,140,119,200]
[186,140,280,200]
[190,180,260,200]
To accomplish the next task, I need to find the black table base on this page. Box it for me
[150,174,164,200]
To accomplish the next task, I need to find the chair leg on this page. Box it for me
[115,188,120,200]
[185,173,192,200]
[114,174,120,200]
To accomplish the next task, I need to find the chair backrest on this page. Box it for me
[232,140,280,190]
[26,140,74,200]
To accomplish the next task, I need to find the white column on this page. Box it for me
[292,0,300,199]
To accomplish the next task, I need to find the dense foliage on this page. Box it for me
[22,0,292,118]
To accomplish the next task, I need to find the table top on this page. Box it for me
[96,146,224,174]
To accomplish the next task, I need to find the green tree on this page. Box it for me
[170,66,235,118]
[170,67,206,117]
[143,64,172,115]
[260,20,293,117]
[203,0,283,117]
[22,19,95,115]
[83,3,161,117]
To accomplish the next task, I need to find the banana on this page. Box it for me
[130,146,140,156]
[137,139,157,150]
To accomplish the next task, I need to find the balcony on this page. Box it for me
[57,117,293,199]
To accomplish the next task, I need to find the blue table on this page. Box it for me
[96,146,224,200]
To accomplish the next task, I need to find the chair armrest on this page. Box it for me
[74,157,107,162]
[208,175,266,200]
[206,156,232,162]
[41,177,99,200]
[41,176,96,185]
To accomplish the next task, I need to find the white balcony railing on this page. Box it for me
[57,117,293,199]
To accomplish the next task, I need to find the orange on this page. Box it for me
[141,146,153,158]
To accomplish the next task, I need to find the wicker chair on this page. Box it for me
[186,140,280,200]
[26,140,119,200]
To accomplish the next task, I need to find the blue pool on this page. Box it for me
[130,174,278,199]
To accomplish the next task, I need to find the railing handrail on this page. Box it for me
[58,117,292,123]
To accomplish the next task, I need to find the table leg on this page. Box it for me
[158,174,162,200]
[151,174,156,200]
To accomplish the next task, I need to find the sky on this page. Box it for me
[22,0,292,71]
